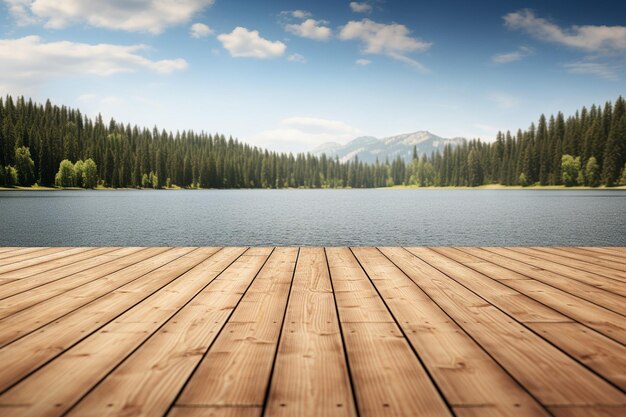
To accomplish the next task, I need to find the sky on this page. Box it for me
[1,0,625,152]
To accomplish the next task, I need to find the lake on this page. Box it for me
[1,189,625,246]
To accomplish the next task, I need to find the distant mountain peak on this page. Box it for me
[312,131,465,163]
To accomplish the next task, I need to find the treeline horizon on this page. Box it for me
[0,94,624,189]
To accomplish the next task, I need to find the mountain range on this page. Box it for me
[311,131,466,163]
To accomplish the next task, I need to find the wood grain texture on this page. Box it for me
[503,278,626,344]
[549,407,626,417]
[168,407,261,417]
[408,247,567,323]
[0,247,120,298]
[66,247,267,417]
[538,247,626,270]
[328,247,452,417]
[527,322,626,390]
[0,247,227,417]
[178,247,297,408]
[578,246,626,258]
[516,247,626,282]
[0,247,201,391]
[459,247,626,312]
[0,247,57,265]
[354,247,550,417]
[0,246,623,417]
[0,247,159,319]
[0,247,99,278]
[484,247,626,292]
[0,247,193,348]
[264,247,357,417]
[382,247,626,407]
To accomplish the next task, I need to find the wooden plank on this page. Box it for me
[0,247,20,255]
[352,247,550,417]
[0,248,40,263]
[0,247,94,276]
[328,247,453,417]
[579,247,626,258]
[381,247,626,407]
[327,247,395,324]
[429,247,533,279]
[540,247,626,270]
[527,322,626,390]
[502,278,626,345]
[168,407,261,417]
[428,248,626,376]
[457,406,626,417]
[66,248,273,417]
[562,247,626,265]
[177,247,297,408]
[0,247,166,320]
[264,247,357,417]
[0,247,205,391]
[0,248,139,303]
[0,248,60,264]
[549,407,626,417]
[481,247,626,294]
[0,247,237,417]
[525,248,626,279]
[407,248,567,323]
[461,247,626,308]
[0,247,71,268]
[508,247,626,283]
[0,247,192,348]
[0,246,623,416]
[0,247,120,299]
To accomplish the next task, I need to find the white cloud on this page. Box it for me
[4,0,38,25]
[356,58,372,66]
[190,23,213,38]
[488,92,519,109]
[282,10,311,19]
[288,53,307,63]
[350,2,372,13]
[4,0,215,34]
[249,116,360,152]
[0,36,187,93]
[492,46,533,64]
[564,61,618,80]
[285,19,332,41]
[504,9,626,52]
[218,27,286,59]
[339,19,431,71]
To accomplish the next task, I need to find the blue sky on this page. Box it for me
[1,0,625,152]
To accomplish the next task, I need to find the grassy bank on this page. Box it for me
[2,184,626,191]
[386,184,626,190]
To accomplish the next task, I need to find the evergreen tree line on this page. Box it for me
[0,95,625,188]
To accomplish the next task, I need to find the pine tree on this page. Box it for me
[467,148,483,186]
[537,115,550,185]
[38,135,55,186]
[103,147,114,187]
[602,115,625,186]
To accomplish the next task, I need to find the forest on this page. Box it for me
[0,95,625,188]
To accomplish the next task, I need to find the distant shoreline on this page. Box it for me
[1,184,625,191]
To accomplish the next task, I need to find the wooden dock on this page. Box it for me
[0,246,624,417]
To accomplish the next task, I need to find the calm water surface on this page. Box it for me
[0,189,625,246]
